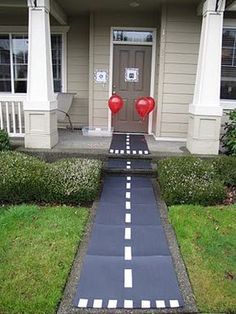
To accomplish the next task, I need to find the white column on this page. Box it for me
[24,0,58,149]
[187,0,225,155]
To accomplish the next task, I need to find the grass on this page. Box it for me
[169,204,236,313]
[0,204,89,314]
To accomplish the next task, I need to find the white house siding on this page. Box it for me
[92,12,160,128]
[63,16,89,128]
[156,4,201,139]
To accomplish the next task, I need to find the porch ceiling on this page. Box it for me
[56,0,200,15]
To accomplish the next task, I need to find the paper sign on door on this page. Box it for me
[125,68,139,82]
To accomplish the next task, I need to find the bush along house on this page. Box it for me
[0,0,235,154]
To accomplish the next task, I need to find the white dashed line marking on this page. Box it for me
[93,299,102,308]
[125,213,131,223]
[126,165,131,169]
[124,299,133,308]
[124,227,131,240]
[110,149,114,153]
[124,246,132,260]
[156,300,166,308]
[144,150,149,154]
[78,299,88,308]
[127,161,131,165]
[107,300,117,308]
[125,201,131,209]
[170,300,179,308]
[124,269,133,288]
[126,146,130,149]
[115,149,119,154]
[120,150,124,154]
[141,300,151,308]
[132,150,137,155]
[139,150,143,154]
[127,176,131,181]
[126,192,131,199]
[126,182,131,189]
[126,150,130,154]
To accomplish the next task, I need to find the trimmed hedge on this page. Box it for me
[0,129,10,151]
[0,152,102,204]
[212,156,236,186]
[158,156,226,206]
[50,158,102,203]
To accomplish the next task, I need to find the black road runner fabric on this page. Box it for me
[74,173,184,309]
[109,134,150,155]
[107,158,152,170]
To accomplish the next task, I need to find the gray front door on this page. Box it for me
[112,45,152,133]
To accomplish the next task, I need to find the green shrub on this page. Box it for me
[0,152,50,202]
[0,152,102,204]
[0,129,10,151]
[158,156,226,206]
[221,109,236,155]
[49,158,102,203]
[212,156,236,186]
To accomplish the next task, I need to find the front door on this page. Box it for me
[112,45,152,133]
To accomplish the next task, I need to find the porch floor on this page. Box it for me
[12,129,188,158]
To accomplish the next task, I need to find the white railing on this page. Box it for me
[0,101,25,137]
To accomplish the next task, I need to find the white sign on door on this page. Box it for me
[125,68,139,82]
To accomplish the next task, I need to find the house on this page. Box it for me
[0,0,235,154]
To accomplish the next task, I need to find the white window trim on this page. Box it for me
[108,26,157,134]
[0,26,69,96]
[221,100,236,110]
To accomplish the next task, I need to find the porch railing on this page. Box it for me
[0,101,25,137]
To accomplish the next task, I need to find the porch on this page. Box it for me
[0,0,236,155]
[10,129,187,158]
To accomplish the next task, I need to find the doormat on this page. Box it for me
[74,175,184,309]
[109,134,150,155]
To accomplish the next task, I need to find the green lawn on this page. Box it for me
[0,205,89,314]
[169,204,236,313]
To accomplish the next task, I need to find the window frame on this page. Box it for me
[0,26,68,96]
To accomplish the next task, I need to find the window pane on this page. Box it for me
[0,35,11,92]
[221,80,236,99]
[222,48,234,65]
[12,35,28,93]
[12,35,28,63]
[222,30,235,47]
[113,30,153,43]
[54,80,61,92]
[14,80,27,93]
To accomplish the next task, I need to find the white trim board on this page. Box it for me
[151,133,187,142]
[108,27,157,134]
[221,100,236,110]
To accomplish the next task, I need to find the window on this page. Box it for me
[0,35,11,92]
[113,30,153,43]
[221,29,236,99]
[0,33,62,93]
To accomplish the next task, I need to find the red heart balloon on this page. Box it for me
[135,97,150,120]
[146,97,155,115]
[108,94,124,115]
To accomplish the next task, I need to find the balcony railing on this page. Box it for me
[0,101,25,137]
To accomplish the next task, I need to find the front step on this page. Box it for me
[104,158,156,176]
